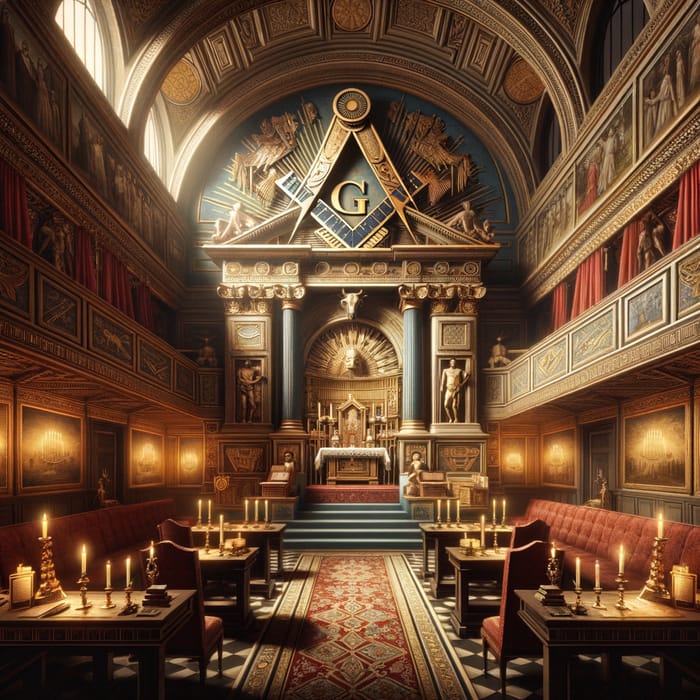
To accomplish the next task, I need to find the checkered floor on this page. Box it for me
[6,550,699,699]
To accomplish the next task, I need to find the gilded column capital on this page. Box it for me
[397,283,428,312]
[218,283,305,314]
[456,283,486,315]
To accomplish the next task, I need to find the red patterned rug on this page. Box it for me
[233,553,475,699]
[304,485,400,503]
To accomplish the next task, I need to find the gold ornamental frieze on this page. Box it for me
[222,260,300,285]
[217,283,305,301]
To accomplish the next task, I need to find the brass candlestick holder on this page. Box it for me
[615,573,629,610]
[75,573,92,610]
[204,526,211,553]
[546,554,562,588]
[639,536,670,601]
[492,525,499,553]
[34,536,66,604]
[592,586,606,609]
[101,587,116,609]
[121,585,138,615]
[146,554,159,586]
[569,585,586,615]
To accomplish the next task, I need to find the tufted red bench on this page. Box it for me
[521,499,700,590]
[0,499,176,590]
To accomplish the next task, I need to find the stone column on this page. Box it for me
[398,285,427,433]
[280,295,305,432]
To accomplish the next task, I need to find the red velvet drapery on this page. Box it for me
[73,227,98,293]
[570,248,604,320]
[135,284,155,332]
[0,157,33,247]
[101,249,135,319]
[672,160,700,250]
[552,282,568,331]
[617,219,645,288]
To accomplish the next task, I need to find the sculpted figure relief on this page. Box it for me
[441,358,470,423]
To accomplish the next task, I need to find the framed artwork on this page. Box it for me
[89,308,134,367]
[571,308,615,369]
[541,429,576,488]
[138,339,172,387]
[20,405,83,491]
[500,437,527,485]
[624,275,667,341]
[177,436,203,486]
[129,429,164,487]
[38,275,81,342]
[175,362,196,399]
[623,404,690,493]
[677,250,700,318]
[0,244,31,317]
[0,402,8,492]
[220,443,266,474]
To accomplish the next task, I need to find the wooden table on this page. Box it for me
[516,588,700,699]
[0,589,195,700]
[192,522,285,598]
[419,523,512,597]
[198,547,258,629]
[446,546,506,636]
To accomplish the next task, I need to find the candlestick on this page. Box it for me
[615,572,629,610]
[569,584,586,615]
[592,585,605,609]
[76,571,92,611]
[101,587,116,609]
[197,499,202,524]
[657,512,664,539]
[492,498,496,524]
[244,499,249,524]
[145,545,159,586]
[575,557,581,589]
[619,544,625,574]
[34,535,66,604]
[81,544,87,576]
[436,499,442,526]
[125,556,131,587]
[208,499,212,525]
[42,513,48,539]
[594,560,600,589]
[501,498,506,526]
[455,499,460,525]
[106,560,111,589]
[318,401,321,419]
[254,499,259,523]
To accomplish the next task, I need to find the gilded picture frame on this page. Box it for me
[622,403,690,494]
[19,405,83,492]
[541,429,577,488]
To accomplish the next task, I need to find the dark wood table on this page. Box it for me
[516,588,700,699]
[0,589,195,700]
[198,546,258,629]
[192,522,285,598]
[419,522,512,597]
[446,546,506,636]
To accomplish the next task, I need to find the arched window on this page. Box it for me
[591,0,648,99]
[55,0,106,95]
[144,109,162,177]
[537,97,561,177]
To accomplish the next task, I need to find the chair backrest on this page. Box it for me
[509,518,550,549]
[157,518,194,547]
[140,540,206,653]
[498,540,550,651]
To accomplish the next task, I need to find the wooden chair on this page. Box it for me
[509,518,550,548]
[481,540,550,697]
[157,518,194,547]
[140,540,223,685]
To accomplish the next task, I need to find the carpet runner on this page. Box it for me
[304,485,400,503]
[233,553,475,699]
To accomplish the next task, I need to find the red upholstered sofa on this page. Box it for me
[0,499,176,590]
[521,499,700,590]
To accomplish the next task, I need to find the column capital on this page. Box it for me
[218,283,306,314]
[398,282,486,313]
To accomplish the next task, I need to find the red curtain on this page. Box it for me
[617,219,644,288]
[570,248,604,320]
[101,249,135,319]
[73,227,97,293]
[0,157,33,247]
[552,282,568,331]
[135,284,155,332]
[672,159,700,250]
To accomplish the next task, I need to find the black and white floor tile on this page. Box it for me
[4,550,698,699]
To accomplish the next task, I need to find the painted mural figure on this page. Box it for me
[237,359,264,422]
[441,358,469,423]
[637,215,665,271]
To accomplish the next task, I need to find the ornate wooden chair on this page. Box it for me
[140,540,223,685]
[157,518,194,547]
[509,518,550,548]
[481,540,550,697]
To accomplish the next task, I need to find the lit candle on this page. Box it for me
[254,499,259,522]
[126,556,131,586]
[551,544,556,560]
[575,557,580,589]
[436,499,441,521]
[330,403,333,419]
[208,499,212,524]
[219,513,224,542]
[502,498,506,523]
[480,515,485,547]
[149,540,154,560]
[41,513,48,539]
[492,498,497,521]
[106,560,111,589]
[198,499,202,521]
[318,401,321,419]
[594,560,600,589]
[265,499,269,522]
[619,544,625,574]
[657,512,664,539]
[244,499,249,522]
[456,499,460,524]
[81,544,87,575]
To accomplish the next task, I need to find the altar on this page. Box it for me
[314,447,391,485]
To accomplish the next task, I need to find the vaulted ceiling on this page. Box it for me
[104,0,596,217]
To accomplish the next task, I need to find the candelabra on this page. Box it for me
[639,536,669,601]
[75,573,92,610]
[145,552,159,586]
[34,535,66,604]
[546,553,562,588]
[615,572,629,610]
